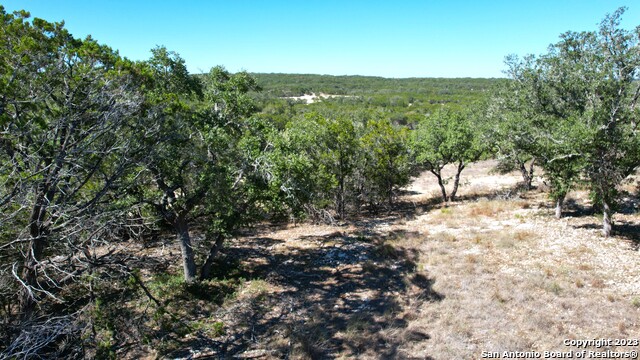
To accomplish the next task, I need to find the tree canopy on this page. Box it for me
[496,7,640,235]
[410,108,486,202]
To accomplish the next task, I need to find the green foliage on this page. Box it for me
[0,5,145,325]
[271,112,351,220]
[148,273,242,305]
[91,299,118,360]
[135,48,273,281]
[412,109,480,168]
[271,111,411,220]
[485,74,540,188]
[13,3,637,357]
[252,74,500,130]
[211,321,225,336]
[252,73,496,100]
[497,7,640,232]
[410,108,486,201]
[360,119,412,207]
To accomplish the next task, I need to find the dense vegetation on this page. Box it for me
[252,73,498,130]
[0,5,638,358]
[252,73,496,100]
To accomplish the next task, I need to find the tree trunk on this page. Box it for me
[433,171,447,203]
[200,234,225,280]
[354,183,363,215]
[337,174,345,219]
[527,158,536,188]
[387,154,396,208]
[175,216,197,283]
[20,236,45,317]
[20,192,50,317]
[519,158,536,190]
[555,194,565,219]
[602,200,612,237]
[449,161,465,202]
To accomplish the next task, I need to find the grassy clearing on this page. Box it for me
[395,194,639,358]
[100,160,638,359]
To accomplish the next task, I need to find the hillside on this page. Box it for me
[251,73,502,97]
[96,161,640,359]
[4,4,640,360]
[249,74,501,128]
[251,73,501,115]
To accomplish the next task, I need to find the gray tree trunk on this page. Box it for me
[20,236,45,317]
[433,171,448,203]
[519,158,536,190]
[20,190,51,317]
[555,194,565,219]
[449,161,465,202]
[200,234,225,280]
[337,174,346,219]
[175,216,197,283]
[602,201,612,237]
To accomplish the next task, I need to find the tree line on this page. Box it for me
[0,8,418,356]
[1,5,638,358]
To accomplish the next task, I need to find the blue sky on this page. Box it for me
[2,1,639,78]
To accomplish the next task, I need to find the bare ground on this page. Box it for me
[119,160,639,359]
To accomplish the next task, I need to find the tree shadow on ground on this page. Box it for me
[159,182,544,358]
[572,221,640,250]
[166,229,442,359]
[384,182,531,223]
[561,189,639,218]
[562,198,596,217]
[612,223,640,250]
[562,190,639,248]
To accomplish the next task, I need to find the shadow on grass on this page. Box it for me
[164,229,442,359]
[573,221,640,249]
[563,198,596,217]
[381,182,532,223]
[613,223,640,249]
[153,179,543,358]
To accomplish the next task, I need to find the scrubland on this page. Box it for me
[111,160,639,359]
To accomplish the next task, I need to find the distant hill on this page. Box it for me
[250,73,504,114]
[251,73,504,98]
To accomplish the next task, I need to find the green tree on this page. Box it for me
[271,111,410,220]
[317,114,359,219]
[360,119,411,208]
[487,73,539,190]
[502,8,640,233]
[410,109,485,203]
[272,113,354,221]
[268,126,328,222]
[495,54,586,218]
[0,8,143,316]
[137,49,264,282]
[136,47,204,283]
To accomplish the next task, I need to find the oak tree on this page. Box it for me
[502,8,640,233]
[410,109,485,203]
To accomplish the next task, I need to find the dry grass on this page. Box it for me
[390,162,640,358]
[109,160,639,359]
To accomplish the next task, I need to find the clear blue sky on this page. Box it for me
[2,1,639,78]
